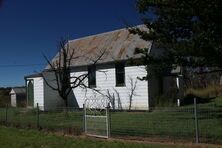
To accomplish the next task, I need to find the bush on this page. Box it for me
[185,85,222,99]
[181,94,214,106]
[155,95,177,107]
[0,88,11,107]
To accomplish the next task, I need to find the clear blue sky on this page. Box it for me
[0,0,142,87]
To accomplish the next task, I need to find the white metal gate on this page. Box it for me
[84,98,110,138]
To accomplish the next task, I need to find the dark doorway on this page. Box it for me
[27,80,34,106]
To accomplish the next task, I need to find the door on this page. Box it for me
[27,80,34,106]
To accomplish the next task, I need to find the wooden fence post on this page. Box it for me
[83,104,85,132]
[107,103,111,138]
[194,98,199,143]
[5,104,8,124]
[37,103,39,129]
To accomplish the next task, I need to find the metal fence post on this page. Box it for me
[5,104,8,124]
[83,104,85,132]
[37,103,39,129]
[194,98,199,143]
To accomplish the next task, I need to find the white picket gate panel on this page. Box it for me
[84,98,110,138]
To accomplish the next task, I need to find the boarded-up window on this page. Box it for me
[115,63,125,86]
[88,65,96,88]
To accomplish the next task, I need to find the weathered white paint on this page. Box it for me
[11,94,16,107]
[70,65,149,110]
[26,77,44,110]
[26,75,64,111]
[25,64,149,110]
[43,72,64,111]
[33,77,44,108]
[10,89,17,107]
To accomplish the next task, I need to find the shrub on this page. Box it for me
[181,94,214,106]
[185,85,222,99]
[0,88,11,107]
[155,95,177,107]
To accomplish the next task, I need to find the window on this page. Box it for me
[115,63,125,86]
[88,65,96,88]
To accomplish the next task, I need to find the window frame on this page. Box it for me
[88,65,96,88]
[115,62,125,87]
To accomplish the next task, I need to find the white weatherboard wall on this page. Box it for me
[26,73,66,111]
[43,72,64,111]
[11,94,16,107]
[26,77,44,110]
[71,65,149,110]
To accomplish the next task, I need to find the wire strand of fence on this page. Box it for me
[0,101,221,144]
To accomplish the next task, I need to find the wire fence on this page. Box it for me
[0,106,84,135]
[110,106,222,144]
[0,101,222,144]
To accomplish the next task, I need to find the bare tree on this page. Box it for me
[105,78,138,111]
[128,77,138,110]
[106,90,115,110]
[105,89,122,110]
[42,39,105,108]
[112,89,122,110]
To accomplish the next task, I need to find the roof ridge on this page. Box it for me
[43,24,150,69]
[68,24,144,43]
[68,27,127,43]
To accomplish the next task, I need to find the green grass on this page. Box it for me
[111,108,222,143]
[0,108,83,131]
[110,98,222,143]
[0,126,188,148]
[0,97,222,144]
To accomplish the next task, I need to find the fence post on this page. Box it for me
[194,98,199,143]
[5,104,8,124]
[83,104,85,133]
[37,103,39,129]
[107,103,111,138]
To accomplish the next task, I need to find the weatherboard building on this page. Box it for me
[25,26,182,111]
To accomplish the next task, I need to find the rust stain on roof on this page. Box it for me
[46,25,152,69]
[118,48,126,59]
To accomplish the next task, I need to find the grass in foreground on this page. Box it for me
[0,97,222,144]
[0,126,192,148]
[110,99,222,143]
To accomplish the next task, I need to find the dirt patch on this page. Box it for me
[1,124,221,147]
[49,132,222,148]
[107,136,222,148]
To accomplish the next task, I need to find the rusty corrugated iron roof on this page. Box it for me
[45,25,152,69]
